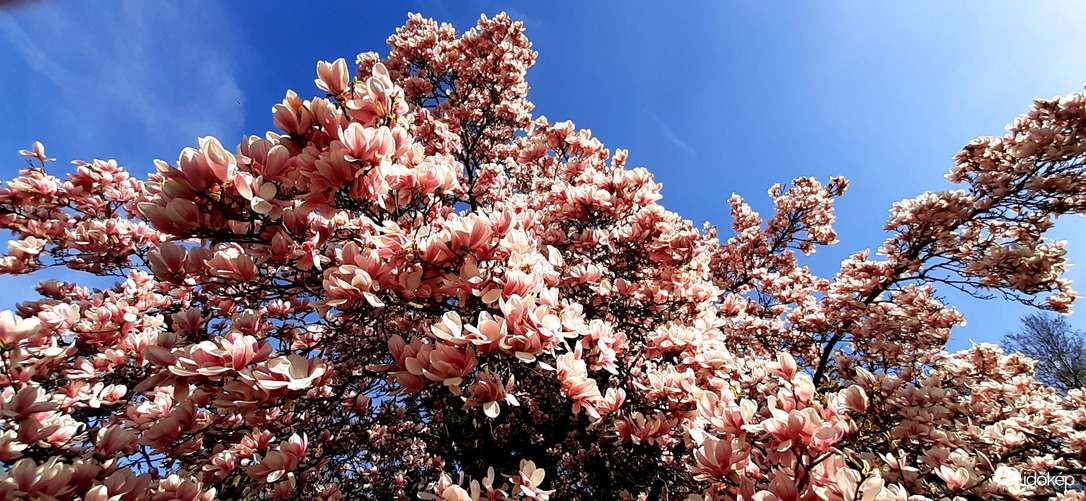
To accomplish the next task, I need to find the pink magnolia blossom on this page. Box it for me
[315,58,350,96]
[463,372,519,418]
[18,141,55,163]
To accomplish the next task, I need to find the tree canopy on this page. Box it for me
[1,13,1085,501]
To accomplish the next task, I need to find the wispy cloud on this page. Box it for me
[0,0,245,164]
[0,13,69,87]
[645,110,697,158]
[504,7,544,31]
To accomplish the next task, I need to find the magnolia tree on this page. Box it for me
[1,13,1085,501]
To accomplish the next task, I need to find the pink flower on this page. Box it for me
[168,332,273,377]
[769,352,799,380]
[18,141,54,163]
[153,474,216,501]
[554,349,603,419]
[0,310,41,348]
[0,386,57,419]
[248,433,307,483]
[137,198,202,234]
[840,385,869,412]
[340,123,394,163]
[431,311,470,345]
[316,58,350,95]
[5,457,94,500]
[198,136,239,184]
[463,312,509,353]
[463,372,519,418]
[509,460,553,500]
[345,63,407,126]
[935,465,972,491]
[762,408,820,450]
[94,424,138,458]
[692,436,750,480]
[245,355,329,392]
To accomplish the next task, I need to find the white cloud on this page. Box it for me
[0,13,70,87]
[645,110,697,158]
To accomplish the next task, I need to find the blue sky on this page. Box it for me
[2,1,1084,350]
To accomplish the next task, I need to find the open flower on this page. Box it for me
[245,355,329,392]
[509,460,553,500]
[168,332,273,378]
[463,372,519,418]
[0,310,41,349]
[0,386,57,419]
[692,436,750,481]
[248,433,307,483]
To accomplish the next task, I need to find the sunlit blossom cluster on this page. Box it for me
[0,12,1084,501]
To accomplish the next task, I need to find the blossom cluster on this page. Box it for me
[0,12,1084,501]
